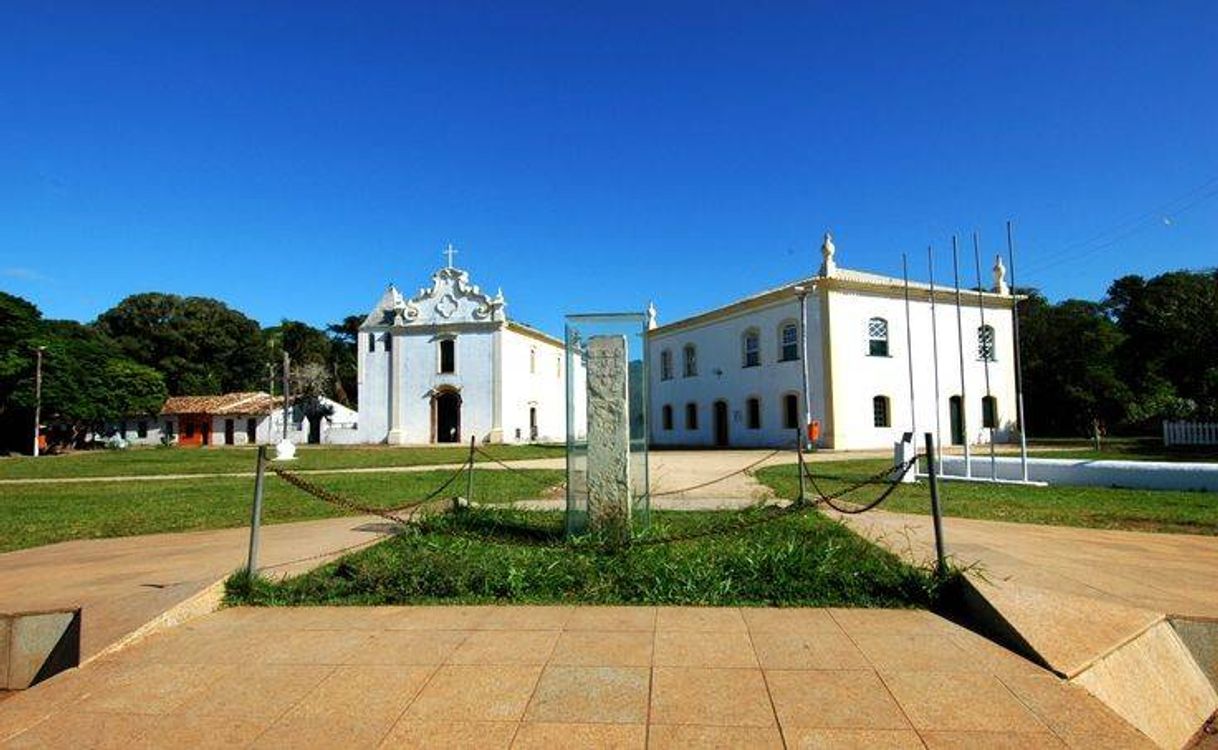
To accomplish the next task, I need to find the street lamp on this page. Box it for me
[32,346,45,457]
[793,286,813,450]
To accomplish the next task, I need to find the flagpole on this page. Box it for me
[1007,220,1029,482]
[952,236,971,478]
[927,246,943,471]
[902,254,917,439]
[973,233,997,480]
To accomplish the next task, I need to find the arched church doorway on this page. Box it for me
[713,400,730,447]
[433,389,461,443]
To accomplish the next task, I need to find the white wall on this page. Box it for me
[648,294,825,448]
[500,329,569,443]
[939,456,1218,493]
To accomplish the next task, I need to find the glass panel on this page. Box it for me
[565,312,650,536]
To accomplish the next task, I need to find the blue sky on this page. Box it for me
[2,1,1215,336]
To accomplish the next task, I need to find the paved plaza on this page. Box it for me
[0,605,1153,748]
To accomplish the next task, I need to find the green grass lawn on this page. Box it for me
[0,467,563,553]
[755,460,1218,536]
[0,443,564,480]
[226,506,948,608]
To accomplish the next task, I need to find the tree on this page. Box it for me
[326,314,363,407]
[95,293,265,395]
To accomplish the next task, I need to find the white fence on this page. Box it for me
[1163,420,1218,447]
[938,455,1218,492]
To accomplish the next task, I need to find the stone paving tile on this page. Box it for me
[850,633,979,673]
[76,662,233,714]
[347,629,471,665]
[779,727,925,749]
[647,723,785,748]
[281,665,433,721]
[0,709,50,744]
[881,672,1048,733]
[549,630,653,667]
[127,714,270,749]
[252,714,397,749]
[751,631,871,671]
[382,605,494,631]
[173,664,334,719]
[829,608,953,636]
[1,711,158,749]
[478,605,574,631]
[523,666,649,724]
[998,673,1157,748]
[378,719,518,748]
[765,670,910,731]
[448,630,560,665]
[256,627,380,664]
[403,665,543,722]
[740,607,841,635]
[655,606,747,632]
[947,629,1048,679]
[653,629,758,668]
[919,730,1066,748]
[565,606,656,632]
[649,667,775,727]
[511,721,646,749]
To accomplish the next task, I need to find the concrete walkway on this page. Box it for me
[0,516,392,661]
[0,605,1153,748]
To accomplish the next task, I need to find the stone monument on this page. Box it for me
[584,334,632,540]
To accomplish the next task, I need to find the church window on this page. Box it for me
[873,395,891,428]
[530,347,537,374]
[683,344,697,377]
[439,338,455,373]
[982,395,998,428]
[746,398,761,429]
[779,323,799,361]
[783,393,800,430]
[368,333,375,353]
[382,332,392,352]
[685,402,698,430]
[742,329,760,368]
[868,318,889,357]
[660,349,674,381]
[662,405,674,431]
[978,325,996,362]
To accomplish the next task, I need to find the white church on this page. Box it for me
[357,237,1020,452]
[357,250,581,445]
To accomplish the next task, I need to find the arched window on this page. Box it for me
[685,402,698,430]
[439,338,455,373]
[529,347,537,374]
[746,397,761,429]
[367,332,376,353]
[662,405,674,431]
[779,322,799,362]
[382,332,393,352]
[683,344,697,377]
[873,395,891,428]
[982,396,998,429]
[742,328,760,367]
[868,317,889,357]
[783,393,800,430]
[977,325,996,362]
[660,349,674,381]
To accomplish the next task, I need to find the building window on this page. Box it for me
[685,402,698,430]
[382,332,392,352]
[873,396,891,428]
[779,323,799,362]
[978,325,997,362]
[741,328,760,368]
[246,418,257,443]
[137,421,148,438]
[783,394,800,430]
[660,349,674,380]
[683,345,697,377]
[368,333,375,353]
[662,405,673,431]
[868,317,889,357]
[439,338,455,373]
[530,347,537,374]
[557,355,562,378]
[746,398,761,429]
[982,395,998,428]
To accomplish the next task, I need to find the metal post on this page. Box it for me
[794,286,813,450]
[924,432,947,575]
[927,247,944,471]
[32,346,45,457]
[795,428,806,504]
[247,446,267,574]
[952,238,971,478]
[1007,220,1030,482]
[973,234,997,480]
[281,351,291,441]
[902,256,917,437]
[466,436,476,503]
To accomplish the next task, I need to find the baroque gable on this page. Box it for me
[361,267,506,330]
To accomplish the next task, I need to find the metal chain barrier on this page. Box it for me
[801,452,920,514]
[472,446,565,492]
[649,447,787,497]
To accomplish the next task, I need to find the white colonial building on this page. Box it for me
[357,257,581,444]
[647,235,1021,451]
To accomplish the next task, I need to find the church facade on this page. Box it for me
[357,262,580,445]
[646,235,1021,451]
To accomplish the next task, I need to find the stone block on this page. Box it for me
[585,335,631,539]
[2,608,81,689]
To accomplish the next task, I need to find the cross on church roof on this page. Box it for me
[444,243,458,268]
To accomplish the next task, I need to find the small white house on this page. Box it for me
[647,234,1021,451]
